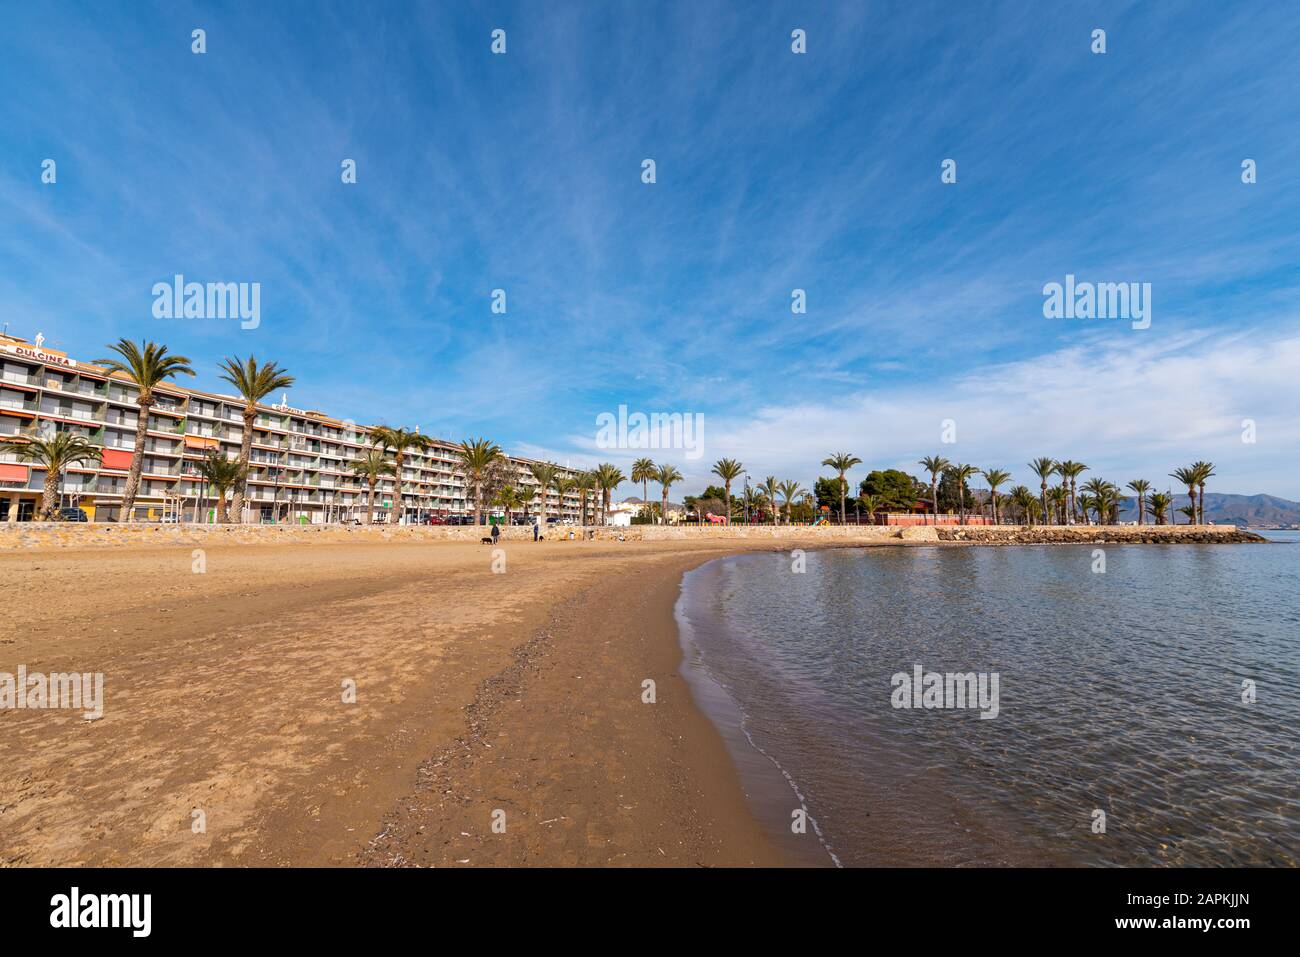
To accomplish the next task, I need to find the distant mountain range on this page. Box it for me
[1117,492,1300,527]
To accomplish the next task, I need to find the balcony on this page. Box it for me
[1,371,41,387]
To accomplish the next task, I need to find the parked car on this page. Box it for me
[59,507,88,522]
[423,515,447,525]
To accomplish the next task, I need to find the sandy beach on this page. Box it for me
[2,535,863,867]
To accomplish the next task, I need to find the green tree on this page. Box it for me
[1191,461,1216,524]
[1148,491,1173,525]
[1170,466,1199,525]
[1055,460,1088,524]
[777,479,805,524]
[918,455,950,520]
[458,437,503,525]
[631,457,657,510]
[759,476,781,525]
[528,462,560,527]
[217,355,295,523]
[711,457,744,523]
[1,431,102,520]
[1009,485,1036,525]
[95,339,196,522]
[981,469,1011,524]
[821,452,862,524]
[349,447,396,524]
[1029,457,1057,526]
[595,463,627,524]
[656,464,683,524]
[1126,479,1151,525]
[943,463,980,523]
[193,451,248,524]
[574,470,597,526]
[859,469,922,512]
[370,426,434,524]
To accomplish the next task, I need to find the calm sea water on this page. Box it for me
[676,532,1299,867]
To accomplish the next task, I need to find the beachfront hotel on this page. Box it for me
[0,332,590,524]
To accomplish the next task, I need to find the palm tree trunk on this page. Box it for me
[367,481,376,524]
[931,478,938,524]
[473,481,482,525]
[394,452,405,525]
[839,475,847,525]
[216,490,231,524]
[231,407,255,523]
[661,488,668,525]
[120,397,154,522]
[1198,483,1206,523]
[40,469,60,520]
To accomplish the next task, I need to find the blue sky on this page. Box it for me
[2,1,1299,498]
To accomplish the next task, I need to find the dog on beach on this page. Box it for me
[480,536,494,545]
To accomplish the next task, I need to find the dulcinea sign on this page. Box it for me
[1,343,77,368]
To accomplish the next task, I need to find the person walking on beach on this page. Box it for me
[491,521,500,544]
[532,519,540,542]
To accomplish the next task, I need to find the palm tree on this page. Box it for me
[458,437,503,525]
[1148,491,1173,526]
[493,485,527,526]
[1126,479,1151,525]
[1055,460,1088,524]
[945,463,979,524]
[711,457,744,523]
[574,470,597,526]
[1029,457,1057,525]
[918,455,950,522]
[1078,493,1097,525]
[858,493,884,525]
[1,431,102,520]
[981,468,1011,525]
[656,464,683,524]
[1177,504,1197,523]
[552,475,575,522]
[348,447,395,524]
[1170,466,1199,525]
[595,463,626,525]
[528,462,560,528]
[777,479,804,524]
[1047,485,1070,525]
[369,426,433,525]
[193,451,247,524]
[95,339,195,522]
[216,355,294,523]
[759,476,781,525]
[631,457,657,513]
[821,452,862,525]
[1009,485,1036,525]
[1080,477,1110,525]
[1191,461,1216,524]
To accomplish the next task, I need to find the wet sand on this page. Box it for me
[1,536,859,867]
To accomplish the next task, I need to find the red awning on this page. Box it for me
[0,463,29,482]
[101,448,135,470]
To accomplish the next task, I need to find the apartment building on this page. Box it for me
[0,334,591,524]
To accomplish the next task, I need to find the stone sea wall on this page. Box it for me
[0,520,1263,550]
